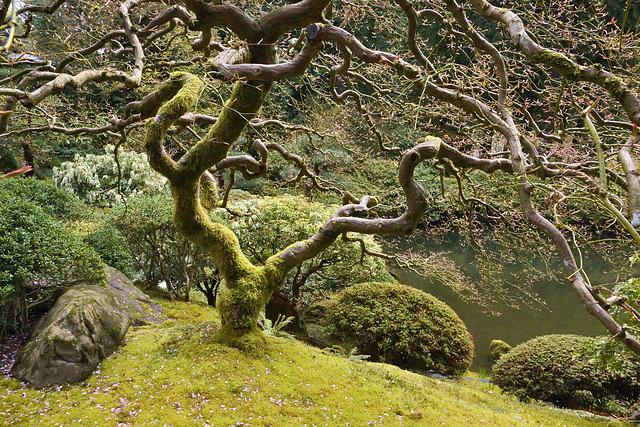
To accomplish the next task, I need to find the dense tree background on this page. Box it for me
[1,0,640,355]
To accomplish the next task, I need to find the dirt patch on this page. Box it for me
[0,316,39,378]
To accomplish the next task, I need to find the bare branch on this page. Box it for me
[618,126,640,228]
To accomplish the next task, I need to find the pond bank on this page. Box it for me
[383,231,634,370]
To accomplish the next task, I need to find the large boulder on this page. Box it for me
[10,267,162,388]
[103,266,163,326]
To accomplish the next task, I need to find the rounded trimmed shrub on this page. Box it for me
[491,334,640,411]
[324,282,474,375]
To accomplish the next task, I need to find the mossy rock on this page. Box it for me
[490,339,512,362]
[105,266,163,326]
[10,267,163,388]
[10,285,129,388]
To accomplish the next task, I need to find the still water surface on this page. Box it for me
[386,233,632,371]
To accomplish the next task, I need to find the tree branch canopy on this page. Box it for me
[3,0,640,357]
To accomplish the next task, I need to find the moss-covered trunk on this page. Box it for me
[143,66,288,354]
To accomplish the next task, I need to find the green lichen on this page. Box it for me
[533,48,582,80]
[154,73,203,125]
[184,80,272,175]
[200,178,218,212]
[490,339,512,362]
[213,267,280,356]
[144,73,204,176]
[399,63,420,79]
[147,73,280,356]
[604,76,629,100]
[212,323,266,357]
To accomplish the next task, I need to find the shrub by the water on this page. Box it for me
[491,334,640,412]
[324,282,474,376]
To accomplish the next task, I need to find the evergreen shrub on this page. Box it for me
[0,180,106,334]
[85,224,138,279]
[324,282,474,375]
[491,334,640,412]
[0,177,84,220]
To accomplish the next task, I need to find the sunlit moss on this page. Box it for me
[0,297,618,426]
[534,48,582,79]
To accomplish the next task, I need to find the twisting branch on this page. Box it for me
[394,0,432,70]
[211,139,267,180]
[17,0,64,14]
[618,125,640,228]
[444,0,508,114]
[0,0,17,52]
[276,138,444,271]
[144,73,204,182]
[263,140,357,201]
[209,40,323,82]
[469,0,640,126]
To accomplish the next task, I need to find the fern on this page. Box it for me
[257,312,294,339]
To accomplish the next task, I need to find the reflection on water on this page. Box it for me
[385,232,634,371]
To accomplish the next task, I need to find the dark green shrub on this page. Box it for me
[85,224,138,279]
[491,334,640,412]
[0,177,84,221]
[324,282,474,376]
[0,146,19,173]
[0,193,106,335]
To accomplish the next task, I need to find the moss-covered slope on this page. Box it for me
[0,297,620,426]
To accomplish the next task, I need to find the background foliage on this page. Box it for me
[53,146,167,207]
[0,179,106,335]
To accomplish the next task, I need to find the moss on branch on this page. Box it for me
[533,48,582,80]
[144,73,204,179]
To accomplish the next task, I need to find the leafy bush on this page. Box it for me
[324,282,474,375]
[491,334,640,412]
[106,192,218,302]
[0,186,106,335]
[0,145,19,173]
[84,223,138,279]
[219,196,392,309]
[0,177,84,221]
[52,145,167,206]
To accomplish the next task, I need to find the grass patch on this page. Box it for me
[0,298,624,426]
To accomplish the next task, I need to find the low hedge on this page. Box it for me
[324,282,474,375]
[491,334,640,412]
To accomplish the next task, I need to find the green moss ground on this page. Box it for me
[0,297,625,426]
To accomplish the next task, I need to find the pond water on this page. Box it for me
[385,232,635,371]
